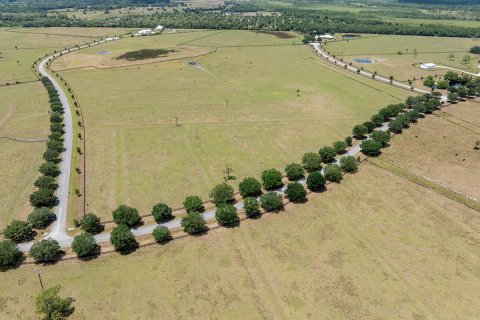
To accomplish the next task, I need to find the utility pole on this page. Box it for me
[36,270,44,291]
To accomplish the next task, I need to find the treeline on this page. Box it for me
[398,0,480,4]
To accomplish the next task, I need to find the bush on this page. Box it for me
[260,192,284,212]
[30,188,58,208]
[302,152,322,172]
[215,204,239,227]
[152,225,172,243]
[339,155,358,173]
[447,92,459,103]
[261,168,283,190]
[35,285,74,320]
[285,182,307,203]
[30,239,62,263]
[388,119,404,133]
[80,213,103,234]
[361,139,382,156]
[324,164,343,182]
[318,146,336,163]
[183,195,204,213]
[110,225,138,252]
[238,177,262,197]
[72,233,98,257]
[39,162,60,177]
[3,220,34,243]
[0,240,23,268]
[151,203,174,223]
[362,121,376,133]
[209,182,234,205]
[181,212,207,235]
[43,149,61,163]
[344,136,353,146]
[46,140,63,153]
[285,163,304,181]
[370,130,391,147]
[306,172,326,191]
[27,208,56,229]
[352,124,368,138]
[112,205,141,228]
[332,140,348,154]
[34,176,58,190]
[243,197,261,218]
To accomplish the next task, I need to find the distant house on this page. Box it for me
[315,34,335,41]
[137,29,153,36]
[155,25,164,31]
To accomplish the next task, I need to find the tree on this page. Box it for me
[215,204,239,227]
[344,136,353,146]
[43,149,61,163]
[339,155,358,173]
[36,285,75,320]
[46,140,63,153]
[152,225,172,243]
[39,162,60,177]
[30,239,62,263]
[3,220,34,243]
[110,225,138,252]
[388,119,404,133]
[302,152,322,172]
[370,130,391,147]
[50,112,63,123]
[423,76,435,88]
[436,80,448,89]
[238,177,262,197]
[112,205,141,228]
[30,188,58,208]
[27,208,56,229]
[447,92,459,103]
[285,182,307,203]
[261,168,283,190]
[318,146,336,163]
[209,182,234,205]
[243,197,261,218]
[405,96,416,106]
[361,139,382,156]
[306,172,326,191]
[260,192,284,212]
[80,213,103,234]
[50,123,65,134]
[362,121,376,133]
[444,71,460,84]
[34,176,58,190]
[332,140,348,154]
[371,114,384,126]
[324,164,343,183]
[285,163,304,181]
[352,124,368,139]
[72,233,98,258]
[181,212,207,235]
[470,46,480,54]
[0,240,23,268]
[183,195,204,213]
[151,203,174,223]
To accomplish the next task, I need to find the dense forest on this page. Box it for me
[0,0,170,12]
[398,0,480,4]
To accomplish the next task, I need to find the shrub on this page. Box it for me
[215,204,239,227]
[30,239,62,263]
[370,130,391,147]
[43,149,60,163]
[209,182,234,205]
[80,213,103,234]
[324,164,343,182]
[332,140,348,154]
[238,177,262,197]
[285,182,307,203]
[243,197,261,218]
[183,195,204,213]
[39,162,60,177]
[285,163,304,181]
[151,203,174,223]
[3,220,34,243]
[27,208,56,229]
[306,172,326,191]
[72,233,98,257]
[110,225,138,252]
[30,188,58,208]
[181,212,207,235]
[344,136,353,146]
[0,240,23,268]
[46,140,63,153]
[260,192,284,212]
[447,92,459,103]
[112,205,141,228]
[35,285,74,320]
[318,146,336,163]
[302,152,322,172]
[361,139,382,156]
[261,168,283,190]
[388,119,404,133]
[352,124,368,138]
[339,155,358,173]
[152,225,172,243]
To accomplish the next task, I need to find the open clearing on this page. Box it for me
[52,30,409,220]
[327,35,480,83]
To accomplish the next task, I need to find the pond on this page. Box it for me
[342,34,361,39]
[354,58,373,64]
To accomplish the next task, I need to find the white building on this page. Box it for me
[155,25,164,31]
[315,34,335,41]
[137,29,153,36]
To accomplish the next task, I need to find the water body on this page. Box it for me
[343,34,361,39]
[96,51,112,55]
[354,58,374,64]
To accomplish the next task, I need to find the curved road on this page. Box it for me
[18,38,446,252]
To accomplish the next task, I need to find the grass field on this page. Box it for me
[0,82,49,229]
[326,35,480,82]
[52,30,409,221]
